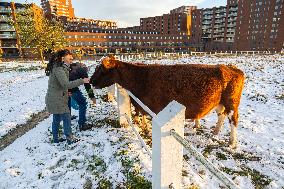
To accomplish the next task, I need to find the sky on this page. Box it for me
[12,0,227,27]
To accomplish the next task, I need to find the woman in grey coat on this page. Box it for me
[45,49,89,144]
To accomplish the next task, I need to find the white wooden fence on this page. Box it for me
[99,50,279,62]
[107,84,239,189]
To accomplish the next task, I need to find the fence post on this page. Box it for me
[152,100,186,189]
[117,84,131,127]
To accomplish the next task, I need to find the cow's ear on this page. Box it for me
[102,56,118,69]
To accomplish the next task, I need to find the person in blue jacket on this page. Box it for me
[68,62,96,131]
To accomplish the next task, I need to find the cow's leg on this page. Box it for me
[213,104,226,135]
[132,106,142,125]
[228,110,238,149]
[193,119,201,129]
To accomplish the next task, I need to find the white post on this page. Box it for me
[117,84,131,127]
[152,101,185,189]
[107,84,116,102]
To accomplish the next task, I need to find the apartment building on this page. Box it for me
[42,0,117,31]
[0,2,43,58]
[41,0,75,18]
[191,1,238,51]
[191,0,284,52]
[0,2,21,57]
[234,0,284,51]
[65,29,191,54]
[140,6,196,35]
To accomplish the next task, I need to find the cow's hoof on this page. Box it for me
[229,142,237,149]
[193,125,200,129]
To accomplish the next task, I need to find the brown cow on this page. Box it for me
[90,56,245,148]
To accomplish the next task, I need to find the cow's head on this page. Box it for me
[90,55,120,88]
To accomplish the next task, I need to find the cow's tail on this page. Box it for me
[219,65,244,148]
[220,65,245,124]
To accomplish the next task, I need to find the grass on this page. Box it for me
[116,147,151,189]
[232,152,261,162]
[83,120,151,188]
[88,117,121,129]
[222,166,272,188]
[0,65,44,73]
[275,93,284,100]
[216,152,227,160]
[248,93,268,103]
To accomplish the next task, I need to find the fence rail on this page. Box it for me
[107,84,240,189]
[100,51,280,62]
[170,129,239,189]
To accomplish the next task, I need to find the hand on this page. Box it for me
[83,78,90,83]
[91,98,96,105]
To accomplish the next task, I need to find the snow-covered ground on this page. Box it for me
[0,62,47,138]
[0,61,98,138]
[144,55,284,188]
[0,55,283,188]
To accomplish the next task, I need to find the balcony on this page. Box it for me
[227,24,236,28]
[215,10,227,14]
[202,26,212,30]
[215,14,226,19]
[229,8,238,12]
[0,15,11,22]
[214,24,225,29]
[201,35,212,39]
[227,29,235,32]
[202,21,212,25]
[0,26,15,31]
[0,33,16,39]
[228,18,237,22]
[203,16,213,20]
[228,13,238,17]
[0,8,11,13]
[215,29,225,33]
[214,20,225,24]
[226,34,235,37]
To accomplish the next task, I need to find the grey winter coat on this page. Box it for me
[45,63,84,114]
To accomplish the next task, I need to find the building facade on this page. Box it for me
[50,3,194,53]
[0,2,43,58]
[42,0,117,31]
[191,0,284,52]
[41,0,75,18]
[234,0,284,51]
[140,6,196,35]
[0,2,22,58]
[65,29,191,54]
[58,16,117,31]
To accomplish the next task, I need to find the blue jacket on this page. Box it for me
[69,62,94,99]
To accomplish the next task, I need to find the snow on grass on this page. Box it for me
[0,55,283,188]
[0,61,98,139]
[142,54,284,188]
[0,89,151,189]
[0,62,47,138]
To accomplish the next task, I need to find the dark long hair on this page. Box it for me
[45,49,72,76]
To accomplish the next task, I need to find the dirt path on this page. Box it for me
[0,110,50,151]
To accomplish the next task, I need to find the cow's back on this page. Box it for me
[131,64,227,118]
